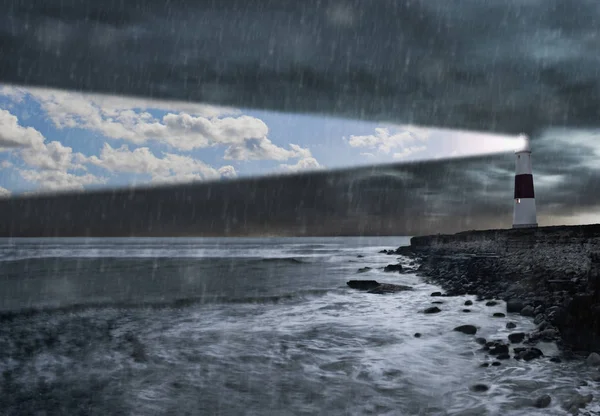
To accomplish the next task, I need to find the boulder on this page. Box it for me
[520,305,535,317]
[586,352,600,366]
[508,333,526,344]
[506,299,525,313]
[367,283,413,294]
[454,325,477,335]
[534,395,551,409]
[506,322,517,329]
[383,263,403,272]
[424,306,442,314]
[464,300,473,306]
[347,280,380,290]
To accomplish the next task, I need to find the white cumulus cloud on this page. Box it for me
[280,157,323,172]
[19,170,106,192]
[86,143,237,183]
[0,186,11,197]
[0,86,306,161]
[393,146,427,159]
[346,126,430,154]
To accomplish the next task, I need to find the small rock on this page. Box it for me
[464,300,473,306]
[486,301,498,307]
[491,361,501,366]
[507,299,525,313]
[508,333,526,344]
[586,352,600,366]
[520,305,535,317]
[506,322,517,329]
[534,394,552,409]
[424,307,441,314]
[493,312,506,318]
[431,292,443,297]
[414,333,421,338]
[357,267,372,273]
[534,313,545,325]
[432,301,444,304]
[497,353,511,360]
[564,393,593,413]
[454,325,477,335]
[383,264,403,273]
[489,344,509,355]
[515,347,544,361]
[462,309,471,313]
[470,384,489,392]
[475,337,487,345]
[480,363,489,368]
[550,357,562,363]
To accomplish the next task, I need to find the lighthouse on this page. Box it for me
[513,135,538,228]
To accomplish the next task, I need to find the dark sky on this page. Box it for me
[2,131,599,237]
[1,0,600,235]
[1,0,600,135]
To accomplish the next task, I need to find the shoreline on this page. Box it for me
[385,224,600,357]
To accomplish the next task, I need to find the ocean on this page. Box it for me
[0,237,599,415]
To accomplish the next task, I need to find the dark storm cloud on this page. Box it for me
[1,0,600,135]
[4,130,600,237]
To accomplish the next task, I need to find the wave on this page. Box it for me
[0,289,334,321]
[257,257,306,264]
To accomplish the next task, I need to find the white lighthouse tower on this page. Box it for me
[513,135,538,228]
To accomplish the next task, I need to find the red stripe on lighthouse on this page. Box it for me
[514,174,535,199]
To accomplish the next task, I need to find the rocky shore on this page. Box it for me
[387,225,600,357]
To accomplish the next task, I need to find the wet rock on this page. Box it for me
[431,292,443,297]
[534,395,552,409]
[368,283,413,294]
[586,352,600,366]
[506,322,517,329]
[347,280,380,290]
[424,307,442,314]
[470,384,489,392]
[356,255,364,258]
[462,309,471,313]
[538,329,560,341]
[496,353,511,360]
[493,312,506,318]
[357,267,372,273]
[550,357,562,363]
[414,333,421,338]
[384,263,403,273]
[534,313,545,325]
[489,343,509,355]
[486,301,498,306]
[506,299,525,313]
[564,393,593,414]
[432,301,444,304]
[508,333,526,343]
[475,337,487,345]
[346,280,413,293]
[491,361,501,366]
[515,347,544,361]
[454,325,477,335]
[464,300,473,306]
[480,363,489,368]
[520,305,535,317]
